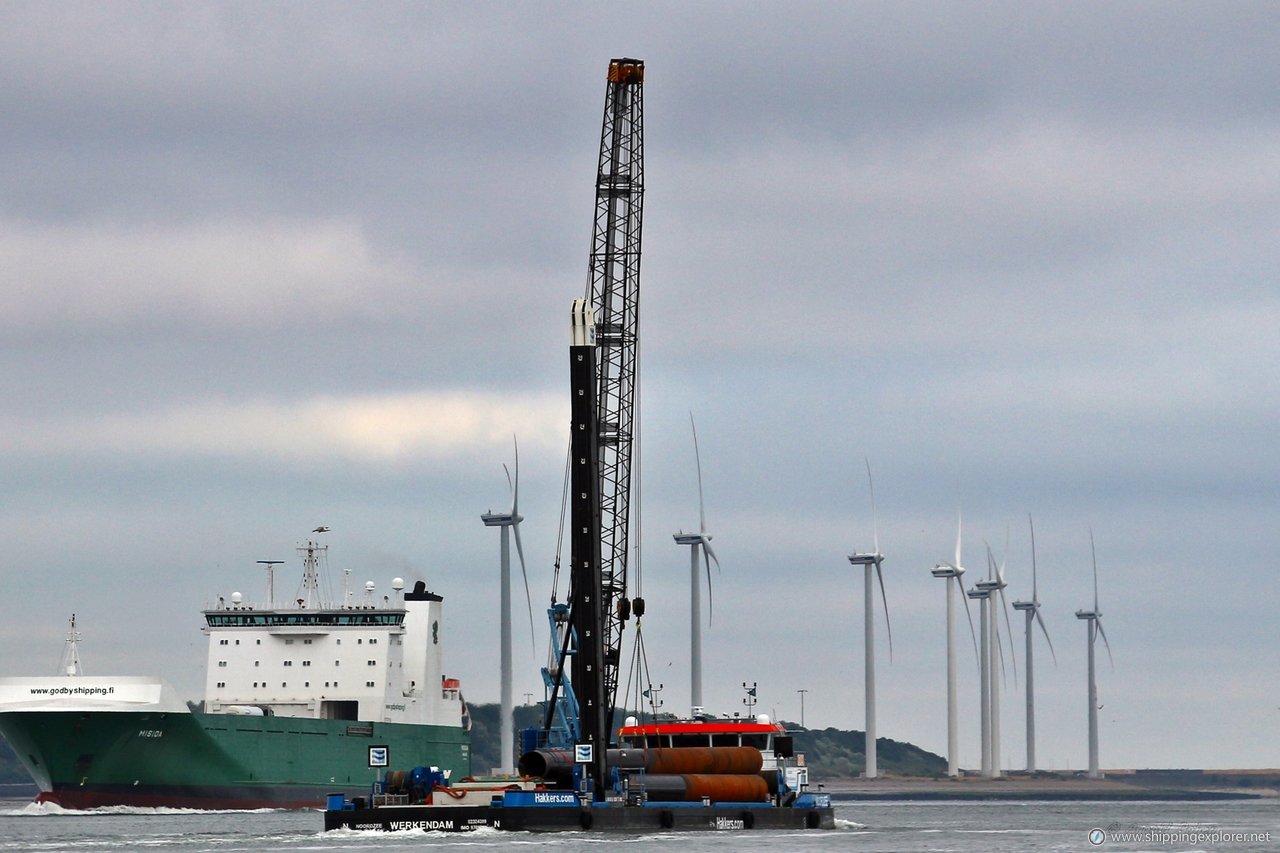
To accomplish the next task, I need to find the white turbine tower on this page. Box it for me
[1012,515,1057,773]
[673,413,719,717]
[931,514,979,777]
[1075,530,1113,779]
[847,458,891,779]
[481,437,535,775]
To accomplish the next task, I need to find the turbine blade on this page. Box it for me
[1096,619,1114,670]
[513,522,535,648]
[1090,528,1099,612]
[959,578,980,667]
[1028,514,1039,602]
[1035,608,1058,666]
[954,510,963,569]
[511,434,520,515]
[998,586,1017,688]
[502,462,513,498]
[995,620,1008,688]
[865,456,879,557]
[703,538,721,572]
[1000,525,1010,582]
[875,560,893,662]
[702,544,714,625]
[691,413,707,536]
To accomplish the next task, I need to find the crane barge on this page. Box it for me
[323,57,835,835]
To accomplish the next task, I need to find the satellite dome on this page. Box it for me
[231,592,242,605]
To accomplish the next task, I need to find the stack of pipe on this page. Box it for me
[518,746,770,803]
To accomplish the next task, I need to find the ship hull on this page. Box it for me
[0,709,469,810]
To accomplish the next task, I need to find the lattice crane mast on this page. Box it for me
[585,58,644,734]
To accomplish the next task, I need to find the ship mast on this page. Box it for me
[59,613,83,677]
[298,538,329,609]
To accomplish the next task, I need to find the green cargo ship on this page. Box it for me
[0,539,471,810]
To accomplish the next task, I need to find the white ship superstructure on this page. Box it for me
[201,539,462,727]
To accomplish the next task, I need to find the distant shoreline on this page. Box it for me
[820,774,1276,801]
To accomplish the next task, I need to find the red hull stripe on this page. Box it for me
[36,785,341,811]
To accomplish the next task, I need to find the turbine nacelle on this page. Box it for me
[1011,600,1036,611]
[1075,609,1100,620]
[966,587,992,600]
[673,532,709,546]
[974,578,1002,592]
[481,511,523,527]
[848,552,883,567]
[931,562,963,578]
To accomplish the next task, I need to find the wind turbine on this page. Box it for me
[1075,530,1113,779]
[1012,515,1057,772]
[847,458,891,779]
[481,436,535,775]
[673,413,720,717]
[931,513,979,777]
[979,539,1017,777]
[965,580,993,776]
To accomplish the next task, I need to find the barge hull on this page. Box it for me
[325,802,835,832]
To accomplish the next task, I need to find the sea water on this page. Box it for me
[1,798,1276,852]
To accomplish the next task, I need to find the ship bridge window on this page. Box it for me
[711,734,738,747]
[742,734,769,749]
[672,734,708,747]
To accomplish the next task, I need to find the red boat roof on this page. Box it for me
[617,720,783,736]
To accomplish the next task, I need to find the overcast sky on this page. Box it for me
[2,1,1277,773]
